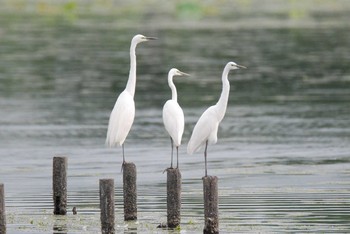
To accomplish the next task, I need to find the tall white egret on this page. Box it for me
[187,61,246,176]
[106,34,157,164]
[162,68,190,169]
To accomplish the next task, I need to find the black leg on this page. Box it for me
[122,144,125,163]
[170,137,174,169]
[121,144,126,172]
[204,140,208,177]
[176,146,179,168]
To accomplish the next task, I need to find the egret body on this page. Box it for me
[162,68,190,169]
[187,61,246,176]
[106,34,156,163]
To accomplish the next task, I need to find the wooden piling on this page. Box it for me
[203,176,219,234]
[167,168,181,228]
[123,162,137,221]
[53,156,67,215]
[0,184,5,234]
[99,179,115,234]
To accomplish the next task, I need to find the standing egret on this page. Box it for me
[187,61,246,177]
[106,34,157,164]
[163,68,190,169]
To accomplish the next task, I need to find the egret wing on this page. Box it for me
[106,91,135,147]
[162,100,185,146]
[187,107,218,154]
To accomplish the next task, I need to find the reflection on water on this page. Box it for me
[53,217,67,234]
[1,1,350,233]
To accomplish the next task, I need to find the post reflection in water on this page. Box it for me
[53,216,67,234]
[124,220,138,234]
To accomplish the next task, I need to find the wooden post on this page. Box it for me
[53,156,67,215]
[99,179,115,234]
[203,176,219,234]
[167,168,181,228]
[123,162,137,221]
[0,184,5,234]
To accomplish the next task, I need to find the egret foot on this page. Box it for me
[121,160,126,172]
[163,167,173,174]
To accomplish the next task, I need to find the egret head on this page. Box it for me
[169,68,190,77]
[227,61,246,70]
[132,34,157,45]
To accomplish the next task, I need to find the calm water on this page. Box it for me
[1,3,350,233]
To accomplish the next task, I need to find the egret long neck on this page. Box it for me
[216,66,230,121]
[168,74,177,102]
[125,43,137,97]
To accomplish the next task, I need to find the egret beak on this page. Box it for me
[179,71,190,76]
[145,37,158,41]
[236,64,247,69]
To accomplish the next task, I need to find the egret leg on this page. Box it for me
[121,144,126,172]
[204,140,208,177]
[176,146,179,168]
[170,137,174,169]
[122,144,125,163]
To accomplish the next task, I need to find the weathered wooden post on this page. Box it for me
[53,156,67,215]
[167,168,181,228]
[99,179,115,234]
[0,183,6,233]
[123,162,137,221]
[203,176,219,234]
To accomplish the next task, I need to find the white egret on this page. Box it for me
[106,34,157,164]
[187,61,246,176]
[162,68,190,169]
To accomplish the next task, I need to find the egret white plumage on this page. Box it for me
[106,34,157,164]
[162,68,190,169]
[187,61,246,177]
